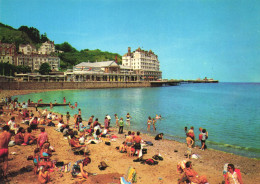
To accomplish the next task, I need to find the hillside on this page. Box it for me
[0,23,33,50]
[0,23,122,70]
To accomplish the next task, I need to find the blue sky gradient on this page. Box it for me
[1,0,260,82]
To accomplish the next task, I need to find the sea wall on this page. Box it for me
[0,81,151,90]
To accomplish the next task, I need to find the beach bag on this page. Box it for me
[152,155,163,161]
[145,141,153,146]
[98,161,108,170]
[105,141,111,146]
[145,159,158,165]
[142,148,147,154]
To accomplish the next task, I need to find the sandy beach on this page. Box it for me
[0,89,260,184]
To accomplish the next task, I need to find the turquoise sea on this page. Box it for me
[14,82,260,159]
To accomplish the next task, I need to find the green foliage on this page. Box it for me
[0,62,31,76]
[57,49,122,66]
[55,42,77,53]
[39,63,51,75]
[18,26,49,43]
[16,65,32,73]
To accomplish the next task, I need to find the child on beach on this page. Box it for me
[38,165,51,184]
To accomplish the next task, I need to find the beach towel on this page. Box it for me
[125,167,137,183]
[120,177,131,184]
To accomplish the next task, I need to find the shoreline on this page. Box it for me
[1,89,260,184]
[2,89,260,160]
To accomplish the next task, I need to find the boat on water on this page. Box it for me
[28,103,69,107]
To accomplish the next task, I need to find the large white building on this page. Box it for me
[122,47,162,81]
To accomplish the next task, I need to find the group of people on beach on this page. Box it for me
[0,96,244,184]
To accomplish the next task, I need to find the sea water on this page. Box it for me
[14,82,260,158]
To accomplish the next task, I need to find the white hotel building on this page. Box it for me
[122,47,162,81]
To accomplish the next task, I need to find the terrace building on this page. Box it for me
[19,44,37,55]
[38,41,55,55]
[0,42,17,65]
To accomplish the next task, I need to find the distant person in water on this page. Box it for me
[75,102,78,108]
[184,127,188,134]
[126,113,131,126]
[147,116,152,131]
[63,97,66,104]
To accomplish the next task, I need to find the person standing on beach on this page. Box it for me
[147,116,152,132]
[0,125,12,180]
[114,114,119,127]
[152,118,156,131]
[66,112,70,124]
[188,126,195,147]
[134,131,142,157]
[118,117,124,134]
[37,127,48,149]
[186,134,194,158]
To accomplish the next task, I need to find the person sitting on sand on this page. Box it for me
[14,127,25,145]
[8,116,17,133]
[178,161,208,184]
[71,157,91,179]
[24,127,37,145]
[38,165,51,184]
[70,134,89,155]
[119,142,127,153]
[155,133,164,140]
[33,148,40,175]
[30,116,39,130]
[225,164,243,184]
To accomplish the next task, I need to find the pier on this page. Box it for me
[150,79,219,87]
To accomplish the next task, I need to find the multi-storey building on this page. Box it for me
[17,54,60,71]
[38,41,55,55]
[19,44,37,55]
[122,47,162,81]
[0,42,17,65]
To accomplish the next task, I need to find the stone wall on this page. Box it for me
[0,81,151,90]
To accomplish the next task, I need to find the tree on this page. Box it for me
[39,63,51,75]
[55,42,77,53]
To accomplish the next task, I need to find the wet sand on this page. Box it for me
[0,89,260,184]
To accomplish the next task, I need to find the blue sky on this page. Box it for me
[1,0,260,82]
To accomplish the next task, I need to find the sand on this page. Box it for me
[0,89,260,184]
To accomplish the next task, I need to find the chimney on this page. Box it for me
[128,47,131,56]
